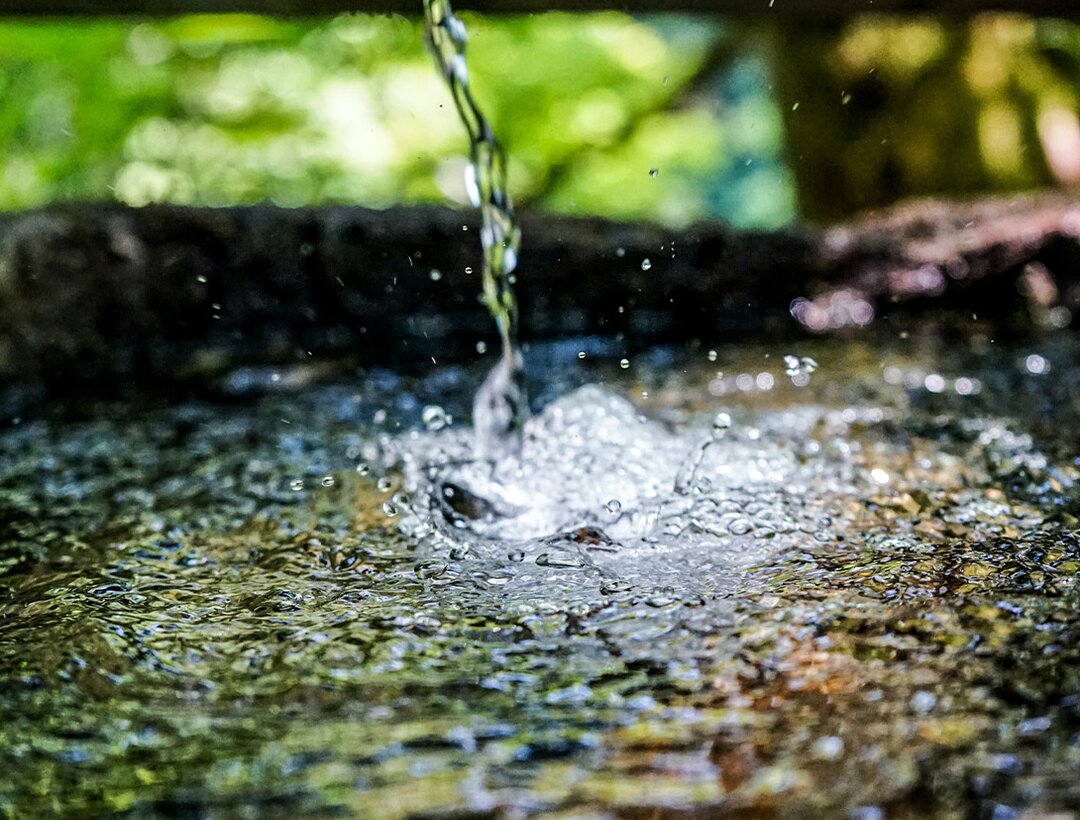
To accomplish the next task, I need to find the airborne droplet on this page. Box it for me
[712,412,732,438]
[422,405,449,432]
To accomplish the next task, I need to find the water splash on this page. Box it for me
[423,0,527,459]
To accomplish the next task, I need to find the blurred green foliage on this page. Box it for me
[0,13,1078,227]
[0,13,792,227]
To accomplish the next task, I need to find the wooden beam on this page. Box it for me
[0,0,1074,18]
[1,195,1077,405]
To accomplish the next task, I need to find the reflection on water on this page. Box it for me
[2,331,1080,817]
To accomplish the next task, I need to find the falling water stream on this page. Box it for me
[423,0,527,461]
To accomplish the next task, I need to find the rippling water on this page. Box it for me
[2,331,1080,817]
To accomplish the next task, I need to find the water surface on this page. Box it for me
[2,331,1080,818]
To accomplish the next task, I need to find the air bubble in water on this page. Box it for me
[649,168,659,178]
[289,479,304,492]
[377,477,393,493]
[429,269,443,282]
[382,500,399,517]
[708,349,718,362]
[321,475,335,487]
[464,266,473,275]
[356,462,370,476]
[619,358,630,369]
[422,405,449,432]
[476,340,487,355]
[605,499,622,516]
[641,258,652,271]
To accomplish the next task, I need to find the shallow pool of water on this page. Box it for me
[2,328,1079,818]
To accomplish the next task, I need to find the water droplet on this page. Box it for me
[605,499,622,516]
[712,412,732,438]
[924,373,946,393]
[289,479,304,492]
[535,552,585,568]
[784,354,818,378]
[649,168,659,178]
[641,258,652,271]
[619,358,630,369]
[644,588,677,607]
[812,736,844,760]
[1025,353,1049,375]
[416,560,447,579]
[910,690,937,715]
[600,579,633,595]
[422,405,449,432]
[728,517,753,535]
[320,475,335,487]
[507,549,525,562]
